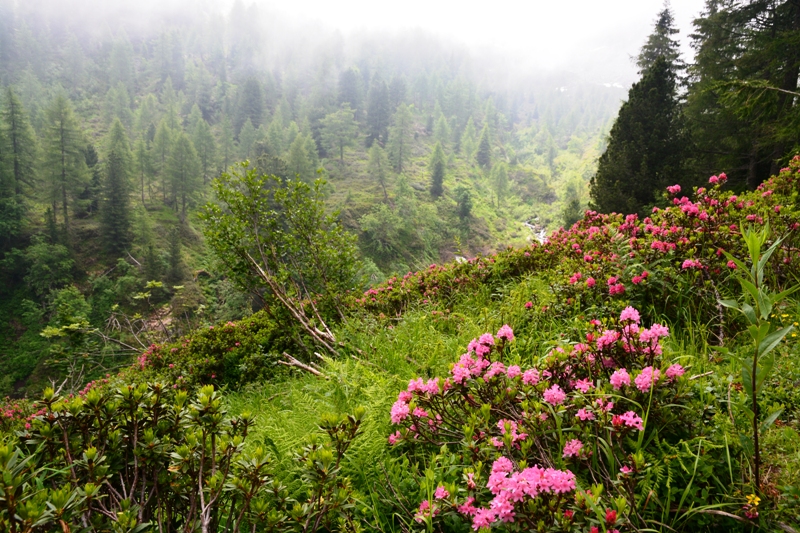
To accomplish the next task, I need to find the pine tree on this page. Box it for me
[167,132,200,218]
[338,67,363,117]
[235,77,264,133]
[429,142,445,198]
[389,75,407,108]
[133,135,153,205]
[134,94,159,137]
[43,94,87,232]
[386,104,414,172]
[238,118,258,160]
[589,56,686,215]
[100,119,132,256]
[367,144,390,200]
[366,76,390,147]
[192,118,216,184]
[320,104,358,164]
[636,1,682,73]
[476,124,492,169]
[166,225,185,283]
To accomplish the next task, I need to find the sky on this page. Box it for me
[255,0,708,84]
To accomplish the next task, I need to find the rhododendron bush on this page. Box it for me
[387,313,719,531]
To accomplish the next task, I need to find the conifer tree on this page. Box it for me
[637,2,682,73]
[367,144,390,200]
[386,104,414,172]
[100,119,132,256]
[238,118,258,160]
[166,225,185,283]
[134,94,159,136]
[219,115,238,171]
[320,104,358,164]
[433,114,451,151]
[167,132,200,218]
[429,142,445,198]
[287,133,313,182]
[303,133,320,173]
[235,77,264,133]
[1,87,38,199]
[152,119,173,203]
[366,77,390,147]
[476,124,492,169]
[589,56,686,215]
[338,67,363,118]
[43,94,87,231]
[492,162,509,206]
[389,75,407,108]
[192,118,216,184]
[461,117,477,163]
[133,135,153,205]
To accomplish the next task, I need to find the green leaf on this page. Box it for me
[760,408,783,432]
[758,325,793,359]
[718,299,740,311]
[741,303,757,325]
[755,352,775,392]
[741,366,753,398]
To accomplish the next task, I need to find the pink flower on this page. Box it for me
[586,277,596,288]
[562,439,583,458]
[543,384,566,405]
[619,306,640,323]
[727,260,737,269]
[619,410,644,430]
[413,407,429,418]
[390,400,410,423]
[682,259,703,269]
[506,365,521,379]
[398,391,412,402]
[576,408,595,421]
[634,366,660,392]
[524,301,533,309]
[388,431,402,445]
[708,175,719,184]
[609,283,625,296]
[574,378,593,393]
[497,324,514,342]
[667,184,681,195]
[620,465,633,475]
[484,361,506,380]
[434,486,450,499]
[458,497,478,516]
[666,363,685,379]
[522,368,540,385]
[479,333,495,346]
[610,368,631,390]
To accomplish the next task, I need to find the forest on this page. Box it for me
[1,0,800,531]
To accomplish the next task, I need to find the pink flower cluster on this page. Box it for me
[467,457,577,529]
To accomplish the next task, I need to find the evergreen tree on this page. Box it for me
[286,133,313,182]
[636,2,682,73]
[367,144,390,200]
[133,135,153,205]
[134,94,159,137]
[266,113,284,154]
[455,185,472,221]
[43,94,87,232]
[320,104,358,163]
[187,103,203,134]
[104,82,133,129]
[492,162,509,206]
[151,119,173,203]
[386,104,414,172]
[167,132,200,217]
[461,117,477,162]
[389,75,407,109]
[235,77,264,133]
[303,133,321,174]
[100,120,132,256]
[238,118,258,160]
[338,67,363,118]
[589,56,686,215]
[433,114,451,151]
[366,76,390,147]
[192,118,216,184]
[429,142,445,198]
[476,124,492,169]
[1,87,38,199]
[219,115,238,171]
[165,225,185,283]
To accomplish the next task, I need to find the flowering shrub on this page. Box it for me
[387,312,704,530]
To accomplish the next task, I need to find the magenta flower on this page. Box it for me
[562,439,583,458]
[497,324,515,342]
[434,485,450,499]
[506,365,521,379]
[574,378,593,393]
[634,366,661,392]
[666,363,685,379]
[586,277,596,288]
[524,301,533,309]
[388,431,402,445]
[619,306,640,323]
[543,384,566,405]
[522,368,540,385]
[390,400,410,423]
[610,368,631,390]
[576,408,595,421]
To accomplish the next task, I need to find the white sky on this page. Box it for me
[257,0,707,83]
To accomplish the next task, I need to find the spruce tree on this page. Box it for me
[476,124,492,169]
[637,2,682,73]
[219,115,238,171]
[338,67,363,117]
[492,162,509,206]
[320,105,358,164]
[461,117,477,163]
[133,135,153,205]
[1,87,37,234]
[43,94,87,232]
[589,56,686,215]
[429,142,445,198]
[287,133,312,182]
[152,119,173,203]
[366,77,390,147]
[433,114,451,151]
[100,120,132,256]
[238,118,258,160]
[386,104,414,172]
[235,77,264,133]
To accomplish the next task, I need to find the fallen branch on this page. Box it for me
[690,371,714,380]
[279,353,328,379]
